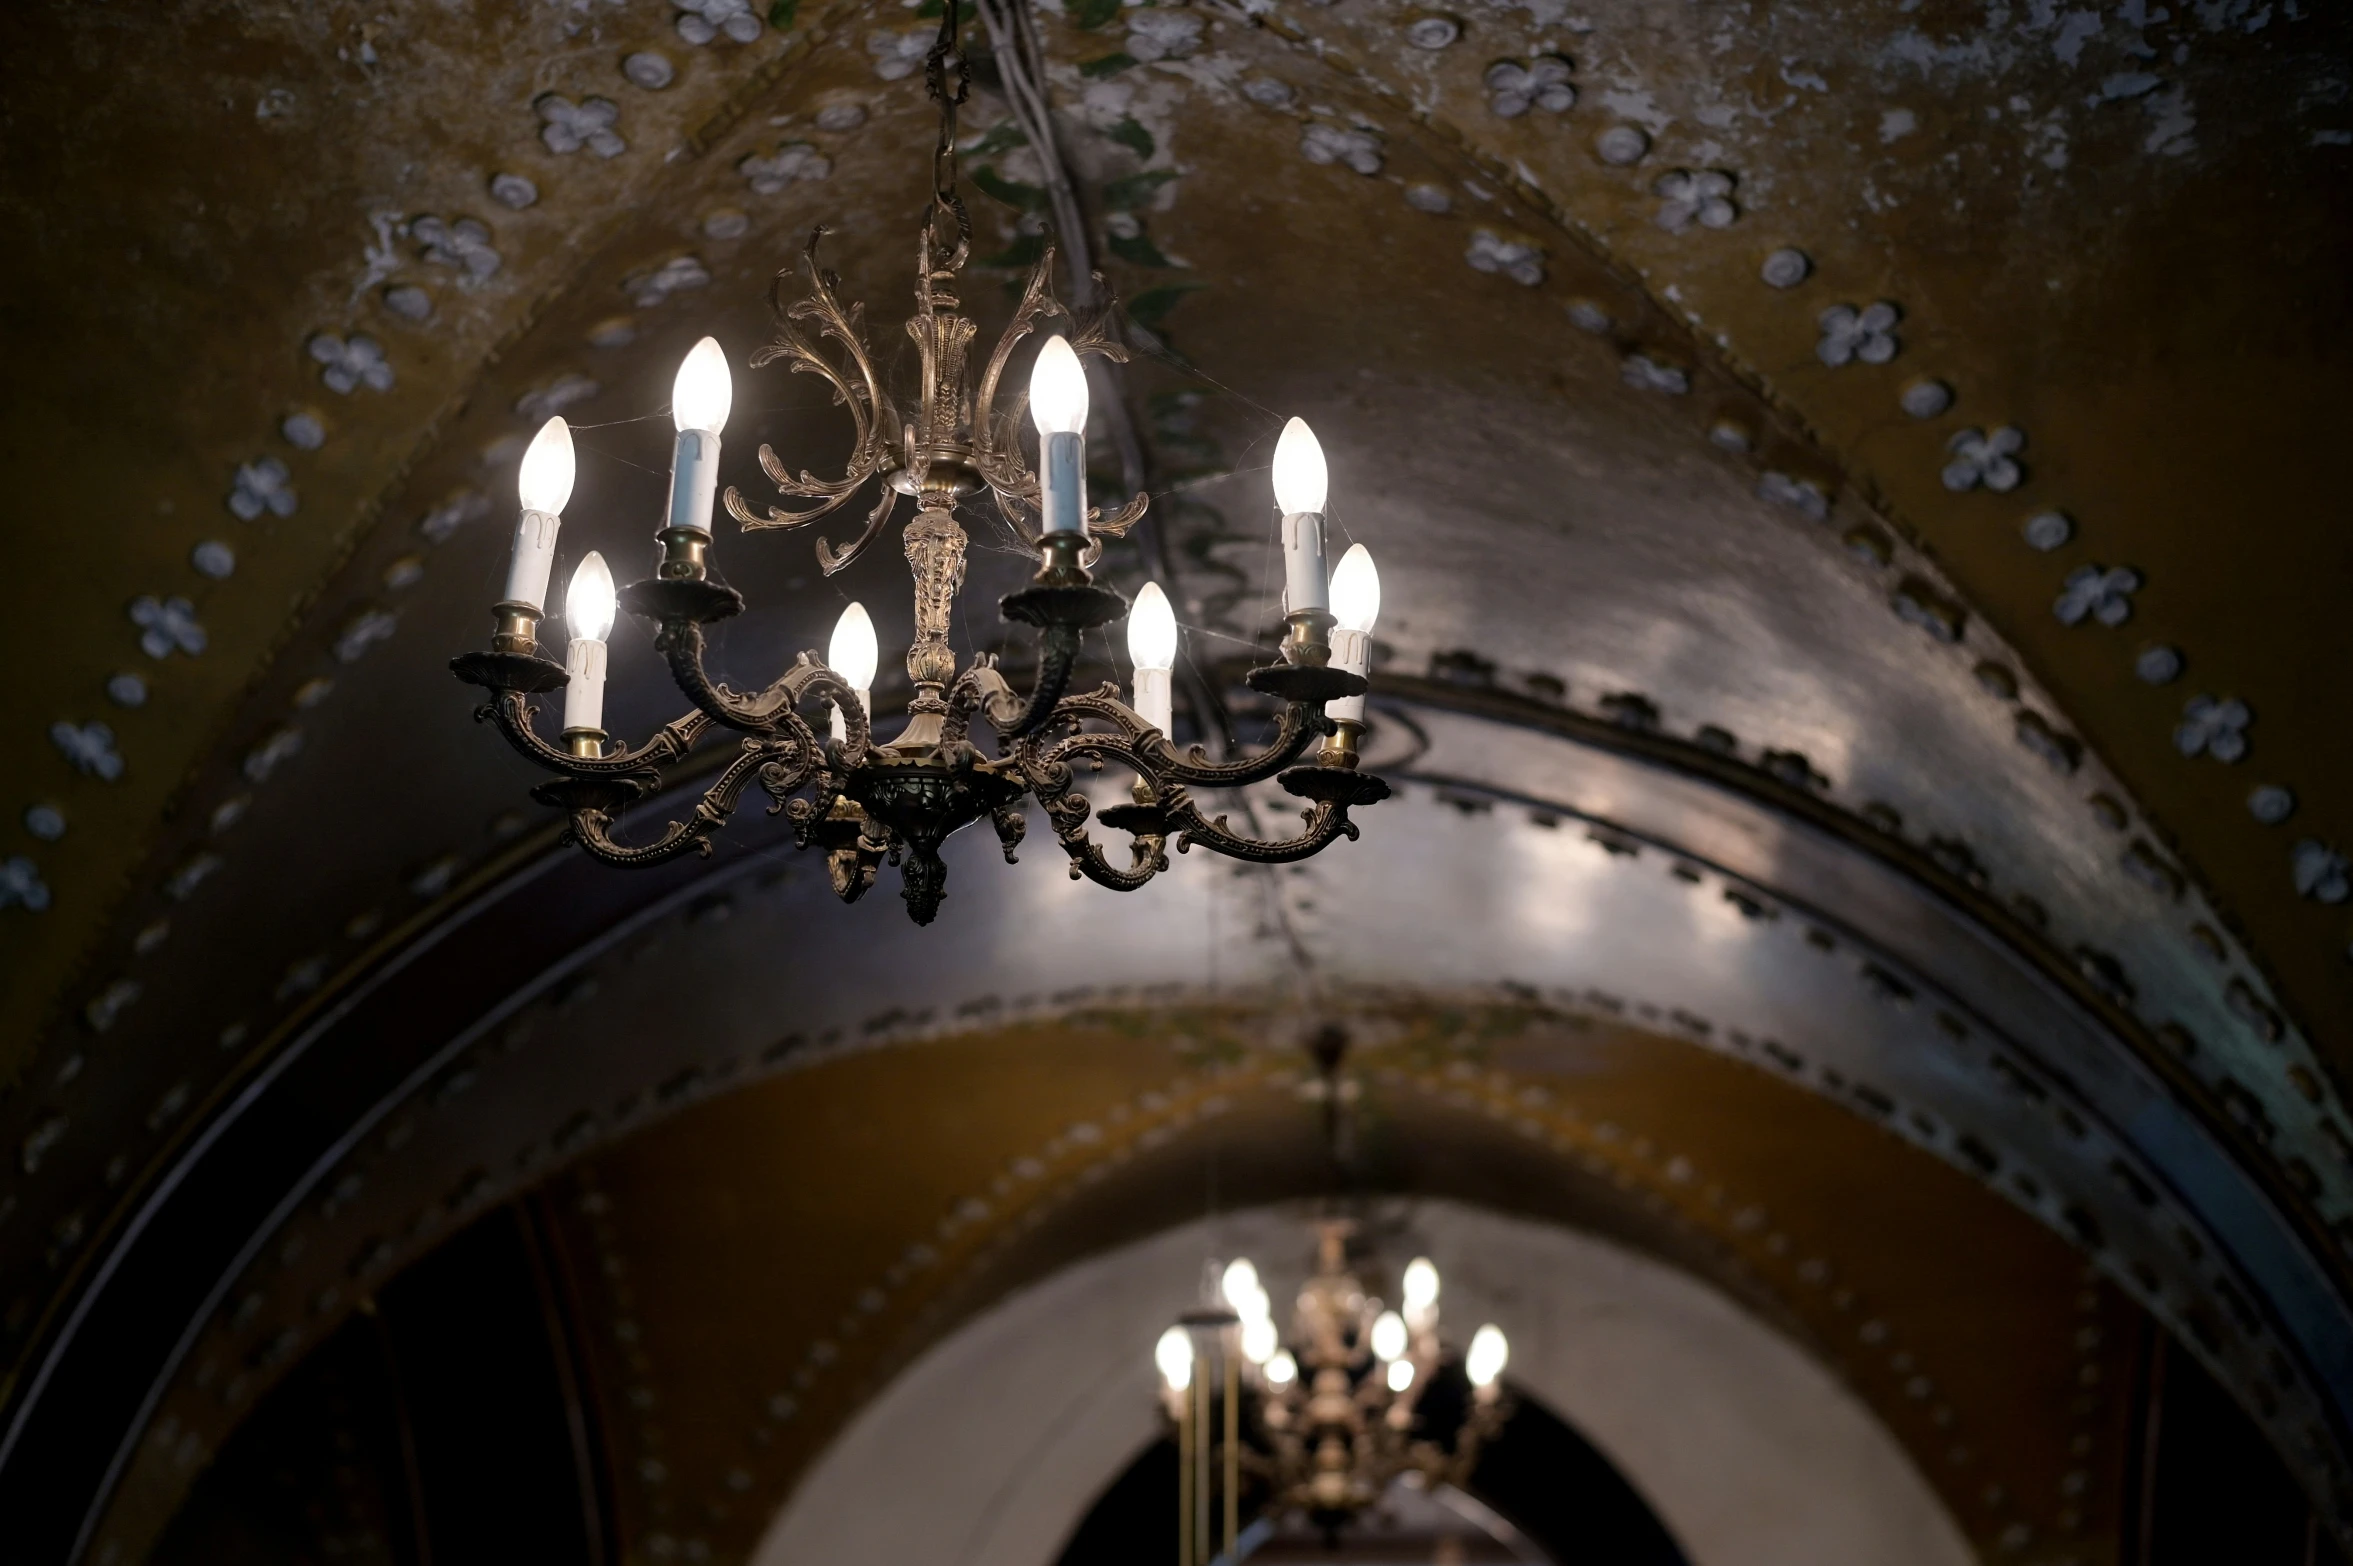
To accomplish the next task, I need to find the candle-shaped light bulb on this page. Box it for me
[1401,1256,1439,1313]
[1370,1310,1409,1363]
[672,335,734,434]
[1241,1316,1279,1366]
[1265,1351,1298,1388]
[1030,336,1090,535]
[1155,1325,1194,1392]
[827,601,877,741]
[664,337,731,543]
[503,417,575,614]
[1220,1258,1261,1316]
[1386,1358,1415,1394]
[1272,417,1329,615]
[518,416,577,514]
[1326,544,1380,726]
[561,551,616,739]
[1028,335,1089,435]
[1271,417,1328,515]
[1127,581,1177,734]
[1329,544,1381,636]
[1466,1324,1509,1388]
[567,550,617,643]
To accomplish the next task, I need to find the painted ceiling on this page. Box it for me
[0,0,2347,1559]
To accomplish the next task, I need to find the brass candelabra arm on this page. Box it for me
[475,691,715,780]
[646,615,872,761]
[1025,753,1173,894]
[1166,784,1370,867]
[552,739,786,868]
[1039,684,1331,789]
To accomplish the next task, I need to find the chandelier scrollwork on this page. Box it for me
[1155,1222,1513,1562]
[449,0,1389,924]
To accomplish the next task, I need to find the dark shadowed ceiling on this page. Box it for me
[0,0,2348,1560]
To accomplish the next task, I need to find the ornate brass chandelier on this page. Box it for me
[1155,1222,1512,1561]
[449,0,1387,924]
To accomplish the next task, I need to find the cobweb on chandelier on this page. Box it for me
[447,0,1389,925]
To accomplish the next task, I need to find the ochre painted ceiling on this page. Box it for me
[0,0,2348,1558]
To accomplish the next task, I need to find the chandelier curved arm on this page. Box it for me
[1022,750,1172,893]
[651,622,873,760]
[1168,789,1364,865]
[1027,685,1328,789]
[970,249,1063,472]
[727,231,901,537]
[475,690,714,779]
[812,483,902,579]
[553,740,782,867]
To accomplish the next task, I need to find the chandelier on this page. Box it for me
[1154,1221,1512,1562]
[449,1,1389,924]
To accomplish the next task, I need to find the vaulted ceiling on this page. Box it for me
[0,0,2347,1560]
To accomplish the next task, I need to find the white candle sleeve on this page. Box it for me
[563,637,608,733]
[1040,429,1087,535]
[1281,511,1329,614]
[503,510,562,611]
[1133,666,1173,734]
[1326,626,1369,724]
[667,428,722,536]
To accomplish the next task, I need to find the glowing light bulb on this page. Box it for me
[1401,1257,1439,1313]
[1241,1315,1278,1365]
[1271,417,1328,515]
[1329,544,1381,636]
[1028,335,1090,435]
[566,551,617,643]
[1129,582,1178,673]
[1370,1310,1408,1363]
[1386,1357,1415,1394]
[1156,1325,1194,1392]
[1265,1351,1298,1388]
[828,602,878,692]
[518,417,577,515]
[1466,1324,1509,1388]
[672,336,733,434]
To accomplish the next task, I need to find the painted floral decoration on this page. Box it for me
[0,857,49,913]
[867,32,931,81]
[228,457,298,520]
[537,95,626,158]
[1940,426,2025,492]
[2053,564,2141,627]
[1465,229,1543,286]
[2290,841,2348,904]
[1653,170,1736,233]
[740,142,832,193]
[1620,352,1689,395]
[52,721,124,781]
[1816,302,1900,366]
[131,595,207,658]
[625,255,713,309]
[413,216,501,283]
[2174,694,2251,763]
[308,333,395,394]
[677,0,762,45]
[1485,58,1575,118]
[1302,124,1384,176]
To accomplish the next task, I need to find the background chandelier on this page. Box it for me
[450,0,1387,924]
[1154,1221,1512,1563]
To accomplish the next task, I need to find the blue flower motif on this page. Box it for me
[1816,302,1900,367]
[51,721,124,780]
[536,94,626,157]
[131,595,207,658]
[1941,426,2025,492]
[2173,694,2250,763]
[228,456,298,520]
[2291,840,2348,904]
[0,856,51,913]
[678,0,762,45]
[308,332,395,394]
[2053,564,2140,627]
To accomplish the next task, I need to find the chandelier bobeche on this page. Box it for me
[449,5,1388,924]
[1155,1223,1511,1562]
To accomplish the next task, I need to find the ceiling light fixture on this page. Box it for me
[451,0,1388,924]
[1155,1220,1512,1561]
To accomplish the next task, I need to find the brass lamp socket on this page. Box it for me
[1282,608,1336,669]
[1319,719,1365,771]
[1033,529,1092,588]
[562,727,608,759]
[490,601,542,656]
[657,527,711,582]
